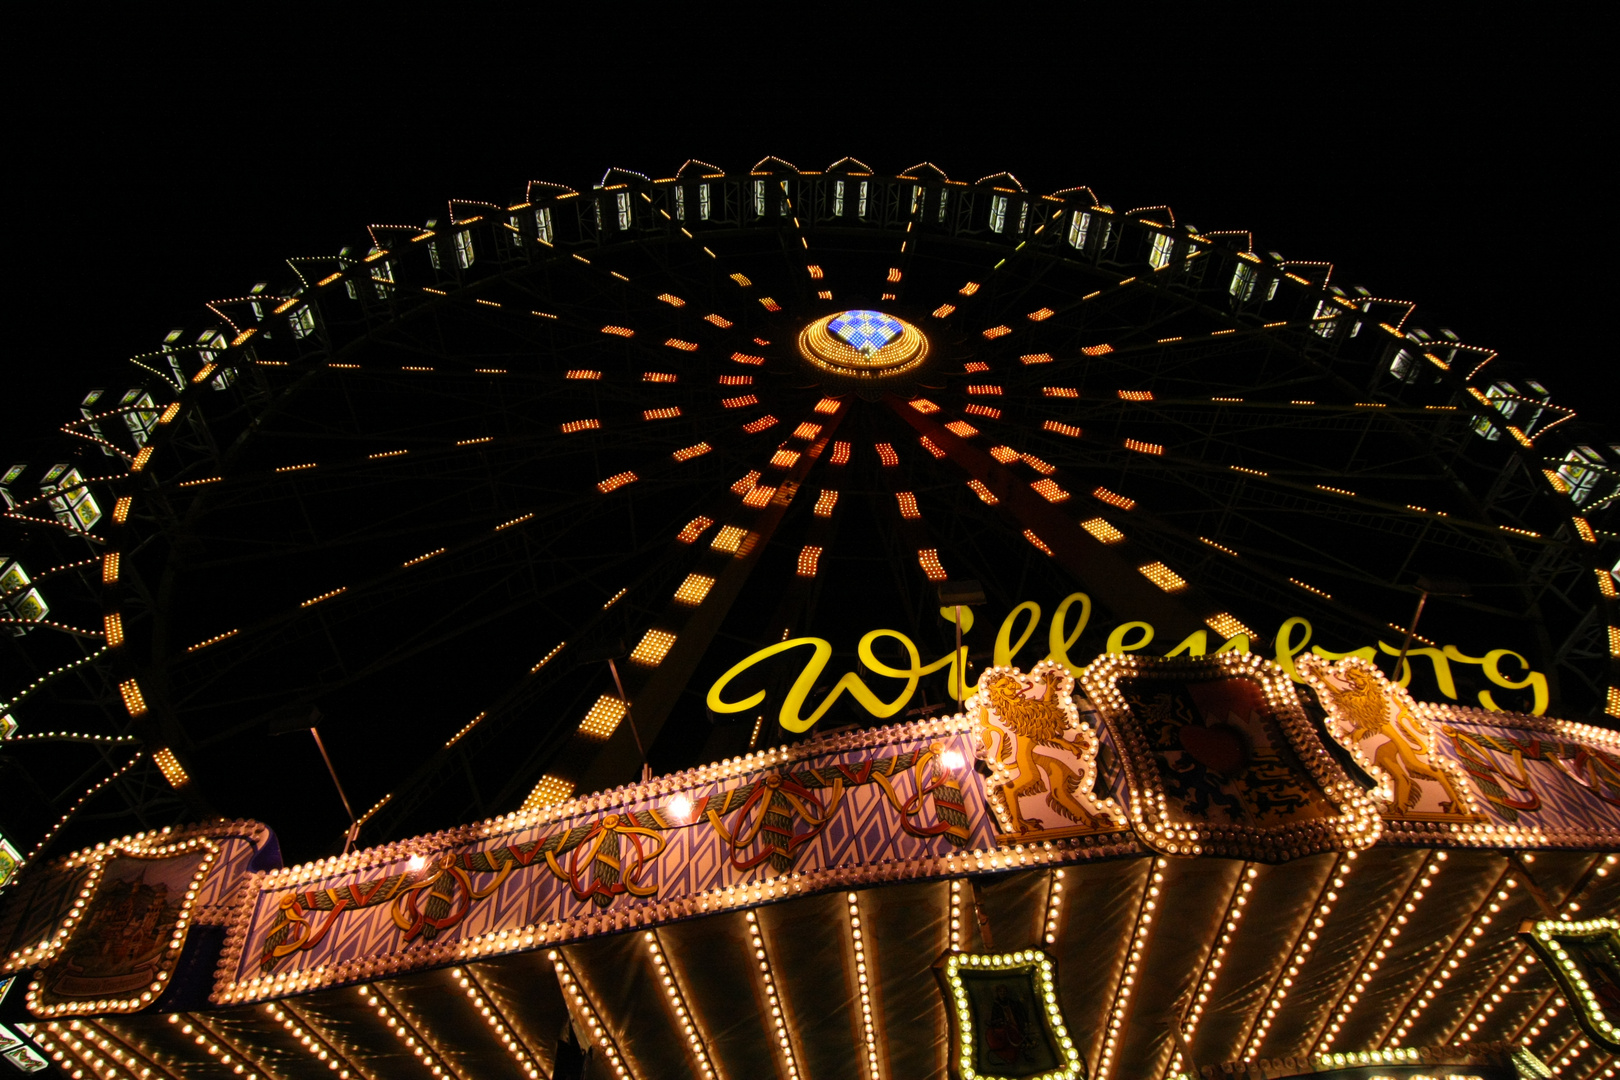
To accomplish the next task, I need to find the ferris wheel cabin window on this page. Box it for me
[752,180,766,218]
[120,390,158,445]
[534,207,554,244]
[858,181,869,218]
[910,184,923,214]
[1016,201,1029,234]
[1471,382,1518,440]
[339,248,358,298]
[1518,380,1550,433]
[834,181,845,217]
[41,464,101,532]
[989,195,1008,233]
[674,185,685,222]
[160,331,187,387]
[937,189,949,222]
[0,464,24,508]
[1230,261,1257,302]
[196,329,237,388]
[616,191,632,230]
[289,305,316,340]
[1389,349,1420,384]
[699,182,712,221]
[79,389,114,457]
[370,252,395,298]
[1069,211,1090,249]
[1311,299,1339,337]
[375,261,396,298]
[453,230,476,269]
[1148,232,1175,270]
[1558,446,1609,505]
[0,830,21,887]
[0,555,49,632]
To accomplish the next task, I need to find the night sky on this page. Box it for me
[6,17,1605,451]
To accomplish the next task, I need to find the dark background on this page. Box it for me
[5,14,1607,454]
[0,4,1611,910]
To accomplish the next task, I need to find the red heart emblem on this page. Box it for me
[1177,724,1249,775]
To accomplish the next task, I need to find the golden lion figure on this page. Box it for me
[1302,655,1474,818]
[971,660,1122,837]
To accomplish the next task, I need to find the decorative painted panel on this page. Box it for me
[2,658,1617,1017]
[213,719,997,1005]
[1082,652,1382,861]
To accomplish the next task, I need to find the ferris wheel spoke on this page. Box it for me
[571,202,788,342]
[995,410,1539,606]
[178,511,705,752]
[166,396,816,693]
[369,659,612,836]
[901,391,1454,651]
[1000,417,1478,533]
[968,340,1530,548]
[170,376,817,564]
[167,464,722,671]
[885,398,1218,641]
[553,400,852,774]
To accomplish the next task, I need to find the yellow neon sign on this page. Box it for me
[707,631,967,733]
[706,593,1550,734]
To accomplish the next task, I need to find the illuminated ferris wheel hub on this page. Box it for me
[798,309,929,377]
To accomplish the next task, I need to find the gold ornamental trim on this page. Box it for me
[797,311,929,378]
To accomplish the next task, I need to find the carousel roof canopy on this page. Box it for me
[1,654,1618,1078]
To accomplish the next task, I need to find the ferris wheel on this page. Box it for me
[1,156,1613,869]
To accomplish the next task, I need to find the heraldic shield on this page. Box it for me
[1081,652,1380,862]
[967,660,1127,845]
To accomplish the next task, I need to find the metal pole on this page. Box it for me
[607,657,651,782]
[955,605,965,700]
[1390,592,1429,685]
[308,727,360,852]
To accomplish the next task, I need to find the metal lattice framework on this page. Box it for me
[1,155,1615,872]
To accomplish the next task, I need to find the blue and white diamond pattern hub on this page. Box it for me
[799,308,928,376]
[829,310,903,356]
